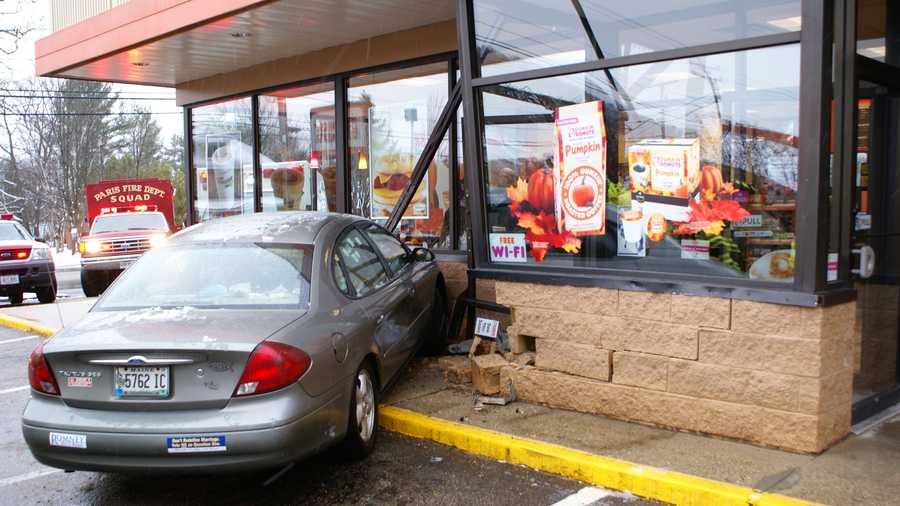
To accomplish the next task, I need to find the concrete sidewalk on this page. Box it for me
[1,297,95,331]
[387,358,900,506]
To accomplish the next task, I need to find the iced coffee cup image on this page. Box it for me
[620,209,645,244]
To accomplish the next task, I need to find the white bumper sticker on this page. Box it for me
[49,432,87,449]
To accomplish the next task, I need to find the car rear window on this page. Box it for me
[0,223,29,241]
[91,213,168,234]
[96,243,312,309]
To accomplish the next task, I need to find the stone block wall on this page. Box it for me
[437,261,510,338]
[496,281,857,454]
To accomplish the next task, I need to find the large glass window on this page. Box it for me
[259,83,337,212]
[191,97,254,222]
[348,63,452,248]
[474,0,802,77]
[857,0,900,65]
[481,44,800,282]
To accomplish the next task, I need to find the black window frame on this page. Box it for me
[454,0,847,307]
[183,52,466,253]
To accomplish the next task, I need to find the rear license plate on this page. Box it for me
[114,366,169,397]
[0,274,19,285]
[119,259,135,270]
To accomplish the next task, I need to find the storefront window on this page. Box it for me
[481,44,800,282]
[258,83,336,212]
[348,63,452,248]
[190,97,254,222]
[474,0,802,77]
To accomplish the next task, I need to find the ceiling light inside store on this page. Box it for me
[767,16,802,31]
[860,46,886,59]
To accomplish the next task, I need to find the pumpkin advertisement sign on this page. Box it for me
[554,101,606,236]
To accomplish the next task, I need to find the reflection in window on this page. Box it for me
[348,63,452,248]
[337,229,389,296]
[190,97,254,222]
[259,83,337,212]
[857,0,898,64]
[481,44,800,282]
[474,0,802,77]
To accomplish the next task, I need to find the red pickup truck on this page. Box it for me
[79,179,176,296]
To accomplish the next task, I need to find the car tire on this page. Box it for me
[420,285,449,356]
[7,291,23,305]
[81,270,104,298]
[341,361,378,460]
[36,285,56,304]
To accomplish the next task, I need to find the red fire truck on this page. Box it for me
[79,179,176,296]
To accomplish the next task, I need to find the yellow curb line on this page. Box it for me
[379,405,820,506]
[0,314,57,338]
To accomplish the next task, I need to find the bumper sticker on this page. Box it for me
[67,377,93,388]
[166,435,226,453]
[50,432,87,449]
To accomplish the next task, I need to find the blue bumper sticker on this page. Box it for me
[166,435,226,453]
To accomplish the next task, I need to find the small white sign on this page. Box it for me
[733,230,774,238]
[827,252,839,282]
[489,233,528,263]
[734,214,763,228]
[474,317,500,339]
[67,377,93,388]
[50,432,87,449]
[855,213,872,231]
[681,239,710,260]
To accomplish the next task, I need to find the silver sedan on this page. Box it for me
[22,212,449,473]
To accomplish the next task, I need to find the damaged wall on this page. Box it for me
[494,281,857,454]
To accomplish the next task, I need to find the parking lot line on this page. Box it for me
[0,469,62,488]
[0,385,29,395]
[0,335,38,345]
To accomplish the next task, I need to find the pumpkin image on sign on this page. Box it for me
[700,165,725,202]
[527,166,555,213]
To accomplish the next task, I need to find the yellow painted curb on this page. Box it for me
[379,405,820,506]
[0,314,57,337]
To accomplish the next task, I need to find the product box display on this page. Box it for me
[627,138,700,222]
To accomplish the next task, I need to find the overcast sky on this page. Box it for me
[1,0,183,139]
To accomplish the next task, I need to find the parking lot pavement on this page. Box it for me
[0,327,656,506]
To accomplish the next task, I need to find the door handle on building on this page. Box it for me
[852,245,876,279]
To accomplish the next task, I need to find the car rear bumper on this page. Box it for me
[21,383,349,474]
[80,254,142,271]
[0,259,55,294]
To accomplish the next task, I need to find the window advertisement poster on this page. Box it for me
[205,132,244,213]
[368,102,430,220]
[489,233,528,263]
[554,101,606,236]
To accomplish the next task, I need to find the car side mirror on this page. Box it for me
[411,247,435,262]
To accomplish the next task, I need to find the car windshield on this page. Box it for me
[0,223,30,241]
[91,213,168,234]
[96,243,312,310]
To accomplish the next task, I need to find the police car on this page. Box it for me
[0,215,56,305]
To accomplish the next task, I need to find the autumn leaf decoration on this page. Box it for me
[506,177,581,262]
[672,199,750,236]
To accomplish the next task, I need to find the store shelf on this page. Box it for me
[747,202,796,212]
[744,238,794,246]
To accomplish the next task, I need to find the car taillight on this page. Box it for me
[28,343,59,395]
[233,342,310,397]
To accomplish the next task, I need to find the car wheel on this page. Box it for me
[80,270,103,298]
[342,361,378,460]
[36,285,56,304]
[7,291,23,305]
[420,285,449,356]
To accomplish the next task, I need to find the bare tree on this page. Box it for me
[0,0,38,61]
[111,103,162,178]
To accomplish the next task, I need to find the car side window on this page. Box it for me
[332,252,350,295]
[336,229,389,297]
[362,224,410,276]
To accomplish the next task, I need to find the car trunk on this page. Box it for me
[42,307,304,411]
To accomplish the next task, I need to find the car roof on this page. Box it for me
[171,212,360,245]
